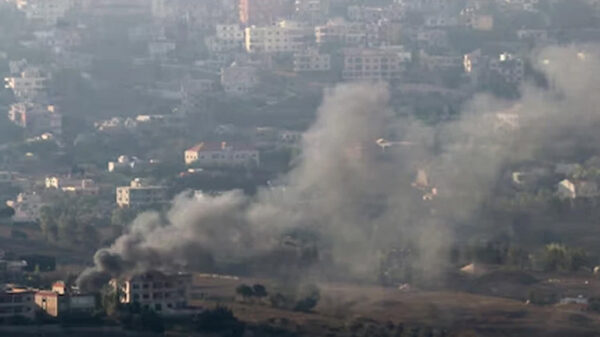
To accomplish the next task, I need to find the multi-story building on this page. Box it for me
[116,178,168,208]
[0,287,36,321]
[419,51,463,71]
[206,24,245,53]
[411,28,448,49]
[294,0,329,21]
[79,0,150,17]
[342,46,412,81]
[216,24,245,41]
[463,48,483,74]
[293,49,331,72]
[184,141,260,167]
[461,13,493,31]
[221,64,259,95]
[396,0,449,12]
[8,59,28,75]
[503,0,539,12]
[9,0,72,25]
[35,282,96,318]
[517,29,548,42]
[4,67,48,100]
[315,20,378,46]
[112,271,192,314]
[347,5,385,22]
[424,14,459,28]
[45,177,100,195]
[206,35,241,53]
[239,0,292,25]
[488,52,525,84]
[245,21,313,53]
[8,102,62,136]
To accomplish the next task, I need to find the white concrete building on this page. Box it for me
[424,14,459,28]
[116,178,168,208]
[9,0,72,25]
[315,20,378,46]
[342,46,412,81]
[245,21,313,53]
[347,5,385,22]
[489,53,525,84]
[112,271,192,314]
[396,0,449,12]
[205,24,245,53]
[216,24,245,41]
[293,49,331,72]
[295,0,329,21]
[419,51,463,71]
[8,102,62,136]
[108,155,159,173]
[4,67,48,100]
[504,0,539,12]
[45,177,100,195]
[557,179,600,200]
[184,141,259,167]
[517,29,548,41]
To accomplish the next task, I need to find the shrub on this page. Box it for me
[236,284,254,299]
[293,284,320,312]
[194,306,245,337]
[252,284,268,298]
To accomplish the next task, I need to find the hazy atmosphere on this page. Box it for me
[2,1,600,337]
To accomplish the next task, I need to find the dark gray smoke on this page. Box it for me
[78,45,600,291]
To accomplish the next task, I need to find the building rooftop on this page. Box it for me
[186,141,256,153]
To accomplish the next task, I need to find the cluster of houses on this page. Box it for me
[1,0,599,223]
[0,270,195,322]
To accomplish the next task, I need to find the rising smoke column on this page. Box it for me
[78,45,600,291]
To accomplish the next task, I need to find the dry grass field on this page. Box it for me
[190,274,600,337]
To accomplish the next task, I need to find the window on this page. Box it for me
[155,303,162,311]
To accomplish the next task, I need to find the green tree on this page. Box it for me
[194,306,245,337]
[542,243,588,272]
[111,208,137,227]
[506,247,531,269]
[235,284,254,299]
[252,284,268,298]
[0,206,15,218]
[293,284,320,312]
[100,285,120,317]
[57,213,79,245]
[39,206,58,242]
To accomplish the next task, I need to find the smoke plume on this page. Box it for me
[78,45,600,291]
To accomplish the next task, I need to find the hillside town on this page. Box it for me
[2,0,600,336]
